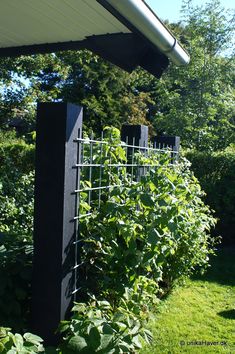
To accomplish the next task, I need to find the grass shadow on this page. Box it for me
[191,247,235,287]
[217,309,235,320]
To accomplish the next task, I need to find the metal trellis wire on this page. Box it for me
[71,131,179,299]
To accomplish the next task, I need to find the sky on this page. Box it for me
[145,0,234,22]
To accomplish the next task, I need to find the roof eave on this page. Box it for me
[99,0,190,66]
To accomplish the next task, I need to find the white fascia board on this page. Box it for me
[105,0,190,66]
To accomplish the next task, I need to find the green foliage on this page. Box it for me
[0,50,153,134]
[185,146,235,244]
[56,50,153,133]
[59,131,218,352]
[0,140,35,178]
[0,172,34,240]
[0,127,217,352]
[0,327,44,354]
[0,140,34,330]
[0,234,33,330]
[130,1,235,151]
[0,53,68,128]
[0,138,35,239]
[78,129,217,304]
[0,1,234,149]
[58,299,152,354]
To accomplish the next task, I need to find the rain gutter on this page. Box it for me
[102,0,190,66]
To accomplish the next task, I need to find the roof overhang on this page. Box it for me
[0,0,190,77]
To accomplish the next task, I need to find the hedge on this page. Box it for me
[185,145,235,245]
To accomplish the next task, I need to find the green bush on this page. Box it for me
[58,129,217,352]
[0,141,35,178]
[0,172,34,240]
[0,127,217,352]
[58,299,152,354]
[185,145,235,244]
[78,129,217,303]
[0,140,34,330]
[0,138,35,239]
[0,234,33,331]
[0,327,44,353]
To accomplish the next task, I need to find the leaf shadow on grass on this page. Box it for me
[191,247,235,287]
[217,309,235,320]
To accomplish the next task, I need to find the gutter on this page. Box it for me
[103,0,190,66]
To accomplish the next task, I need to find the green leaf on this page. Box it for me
[57,321,70,334]
[12,333,23,350]
[142,329,153,344]
[0,328,11,338]
[147,229,161,245]
[80,202,91,211]
[115,322,127,331]
[140,194,154,207]
[118,343,131,352]
[132,335,142,349]
[149,182,157,192]
[168,221,177,232]
[97,301,111,309]
[0,342,5,352]
[67,336,87,351]
[89,327,101,350]
[5,350,16,354]
[23,333,43,345]
[102,324,115,335]
[100,334,114,351]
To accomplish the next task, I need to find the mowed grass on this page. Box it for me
[140,248,235,354]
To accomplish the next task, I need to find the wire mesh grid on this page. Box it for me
[71,130,179,298]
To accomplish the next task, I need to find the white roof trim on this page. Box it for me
[0,0,129,48]
[0,0,189,73]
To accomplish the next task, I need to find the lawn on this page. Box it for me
[140,248,235,354]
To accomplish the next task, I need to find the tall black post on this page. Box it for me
[32,103,83,345]
[152,136,180,153]
[121,125,149,180]
[152,136,180,163]
[121,125,148,148]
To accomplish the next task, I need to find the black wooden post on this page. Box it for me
[152,136,180,153]
[121,125,148,180]
[153,136,180,163]
[32,103,83,345]
[121,125,148,148]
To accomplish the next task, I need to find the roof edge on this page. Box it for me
[98,0,190,66]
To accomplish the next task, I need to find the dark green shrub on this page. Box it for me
[0,138,35,239]
[78,129,217,303]
[0,141,35,178]
[58,299,152,354]
[0,327,44,353]
[0,172,34,240]
[0,235,33,331]
[185,145,235,244]
[0,127,217,351]
[0,147,34,329]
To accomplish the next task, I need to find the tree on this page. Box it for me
[0,0,234,149]
[147,0,235,150]
[0,54,67,129]
[0,51,154,134]
[54,50,151,133]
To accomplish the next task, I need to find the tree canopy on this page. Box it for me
[0,0,234,150]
